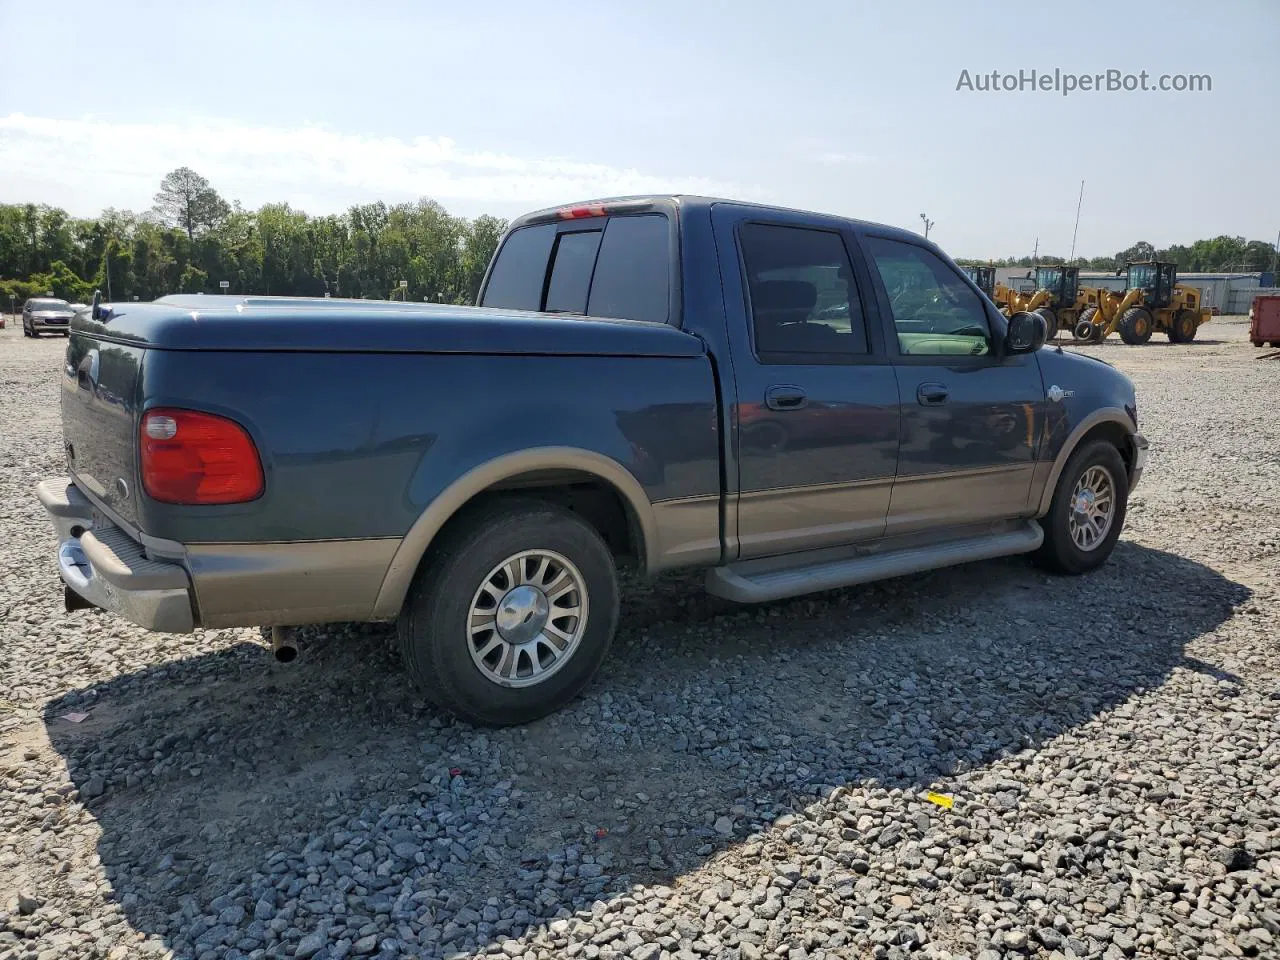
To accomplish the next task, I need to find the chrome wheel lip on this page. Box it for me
[467,548,589,689]
[1068,464,1116,552]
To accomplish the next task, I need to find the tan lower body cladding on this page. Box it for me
[186,538,401,628]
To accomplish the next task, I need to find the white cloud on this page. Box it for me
[0,113,771,216]
[814,151,874,166]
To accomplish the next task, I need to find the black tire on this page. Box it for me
[1168,310,1198,343]
[1074,306,1102,342]
[1117,307,1153,345]
[1034,306,1059,340]
[1271,341,1280,348]
[1033,440,1129,575]
[397,498,620,727]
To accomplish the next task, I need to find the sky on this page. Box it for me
[1,0,1276,260]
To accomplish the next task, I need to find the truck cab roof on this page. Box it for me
[507,195,930,247]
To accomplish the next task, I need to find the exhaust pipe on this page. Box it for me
[65,585,101,613]
[270,626,298,663]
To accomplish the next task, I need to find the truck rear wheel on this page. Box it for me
[1118,307,1154,345]
[397,499,619,726]
[1033,440,1129,575]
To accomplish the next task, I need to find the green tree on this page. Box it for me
[462,214,506,303]
[152,167,230,241]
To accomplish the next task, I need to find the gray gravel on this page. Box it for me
[1,316,1277,960]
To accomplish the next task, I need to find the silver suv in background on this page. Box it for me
[22,297,76,337]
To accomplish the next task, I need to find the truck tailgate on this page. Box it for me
[61,331,145,527]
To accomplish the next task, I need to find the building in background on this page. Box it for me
[1174,273,1275,314]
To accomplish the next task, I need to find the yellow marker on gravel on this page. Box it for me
[925,791,954,809]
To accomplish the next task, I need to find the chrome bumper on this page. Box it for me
[1130,433,1149,490]
[37,478,195,633]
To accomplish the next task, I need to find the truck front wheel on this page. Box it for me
[1033,440,1129,575]
[397,499,620,726]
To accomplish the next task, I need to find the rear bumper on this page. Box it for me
[37,478,196,633]
[37,477,399,632]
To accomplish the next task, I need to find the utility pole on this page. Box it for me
[919,213,934,240]
[1069,179,1084,264]
[1272,228,1279,275]
[103,236,113,301]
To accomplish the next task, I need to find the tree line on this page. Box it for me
[956,236,1278,274]
[3,167,1275,309]
[0,168,508,308]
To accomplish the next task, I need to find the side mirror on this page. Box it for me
[1005,311,1047,354]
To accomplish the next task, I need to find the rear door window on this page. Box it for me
[479,223,556,310]
[739,222,870,358]
[587,214,670,323]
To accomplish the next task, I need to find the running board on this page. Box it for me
[706,520,1044,604]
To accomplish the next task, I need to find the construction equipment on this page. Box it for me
[1024,265,1087,340]
[1073,261,1212,345]
[992,273,1038,317]
[989,266,1084,339]
[963,265,995,300]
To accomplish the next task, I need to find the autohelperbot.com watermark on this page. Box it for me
[956,68,1212,96]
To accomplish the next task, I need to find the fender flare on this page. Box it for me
[371,446,658,619]
[1035,407,1136,516]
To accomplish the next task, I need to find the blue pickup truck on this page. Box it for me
[38,195,1147,726]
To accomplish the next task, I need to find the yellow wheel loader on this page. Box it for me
[1073,261,1212,345]
[992,266,1086,339]
[963,265,996,301]
[992,273,1039,318]
[1023,265,1089,340]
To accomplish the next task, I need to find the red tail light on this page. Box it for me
[556,204,609,220]
[140,408,264,505]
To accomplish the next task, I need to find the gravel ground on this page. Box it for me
[1,316,1277,960]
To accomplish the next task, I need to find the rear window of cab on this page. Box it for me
[480,214,671,324]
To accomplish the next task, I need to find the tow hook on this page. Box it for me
[270,626,299,663]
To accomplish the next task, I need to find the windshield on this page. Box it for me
[1036,267,1061,289]
[30,299,71,310]
[1128,264,1156,290]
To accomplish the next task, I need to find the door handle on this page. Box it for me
[917,382,949,406]
[76,351,99,394]
[765,385,808,411]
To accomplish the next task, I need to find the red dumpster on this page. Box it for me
[1251,295,1280,347]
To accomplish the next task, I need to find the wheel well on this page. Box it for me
[428,470,643,570]
[1075,421,1134,474]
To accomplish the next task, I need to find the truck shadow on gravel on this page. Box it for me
[44,542,1249,959]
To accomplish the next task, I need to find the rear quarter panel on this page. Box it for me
[137,350,721,546]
